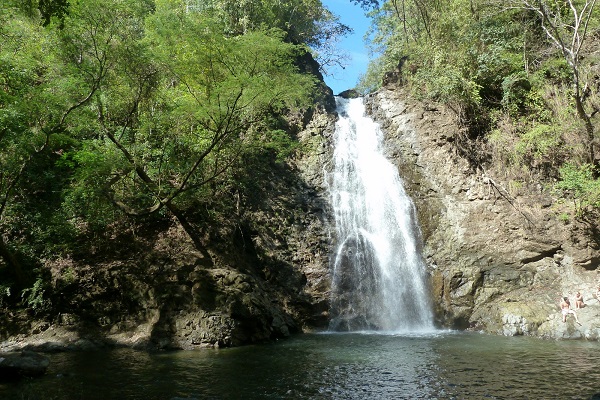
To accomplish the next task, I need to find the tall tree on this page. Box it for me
[62,0,316,254]
[190,0,351,73]
[517,0,598,167]
[0,4,104,286]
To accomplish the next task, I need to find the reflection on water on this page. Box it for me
[2,332,600,399]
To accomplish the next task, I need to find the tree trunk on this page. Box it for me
[574,90,596,167]
[165,202,214,266]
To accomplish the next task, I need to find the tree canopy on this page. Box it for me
[0,0,345,305]
[357,0,600,216]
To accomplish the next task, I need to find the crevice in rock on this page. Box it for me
[579,256,600,271]
[520,246,563,265]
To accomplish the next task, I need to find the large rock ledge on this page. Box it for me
[0,351,49,381]
[365,87,600,340]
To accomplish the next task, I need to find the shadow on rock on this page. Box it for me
[0,351,49,381]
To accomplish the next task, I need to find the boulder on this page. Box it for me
[337,89,360,99]
[0,351,49,381]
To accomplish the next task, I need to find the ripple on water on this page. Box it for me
[2,332,600,399]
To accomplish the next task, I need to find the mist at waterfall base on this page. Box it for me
[328,97,433,333]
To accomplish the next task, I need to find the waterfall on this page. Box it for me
[328,97,434,333]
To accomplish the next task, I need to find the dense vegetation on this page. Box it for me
[0,0,346,311]
[355,0,599,218]
[2,0,598,324]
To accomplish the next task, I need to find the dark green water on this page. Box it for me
[2,331,599,399]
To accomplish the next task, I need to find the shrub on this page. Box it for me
[555,163,600,216]
[0,284,11,307]
[21,277,52,315]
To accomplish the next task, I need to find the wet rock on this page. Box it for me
[0,351,49,380]
[365,87,600,340]
[337,89,360,99]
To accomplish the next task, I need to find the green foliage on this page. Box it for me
[488,119,568,178]
[185,0,351,73]
[515,124,562,161]
[38,0,70,27]
[555,163,600,216]
[352,0,379,9]
[361,0,600,216]
[412,57,482,107]
[59,140,125,232]
[360,0,530,113]
[558,212,570,223]
[196,0,338,45]
[0,283,11,307]
[0,6,89,267]
[85,1,318,219]
[356,57,386,95]
[263,129,301,162]
[21,277,51,314]
[533,57,572,86]
[501,72,532,116]
[0,0,331,293]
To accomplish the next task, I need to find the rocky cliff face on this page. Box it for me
[5,82,600,351]
[0,104,337,352]
[365,87,600,339]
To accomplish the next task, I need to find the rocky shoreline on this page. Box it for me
[0,351,49,381]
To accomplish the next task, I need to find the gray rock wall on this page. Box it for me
[365,88,600,339]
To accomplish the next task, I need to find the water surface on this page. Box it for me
[2,332,599,399]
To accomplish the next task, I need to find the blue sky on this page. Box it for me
[321,0,371,95]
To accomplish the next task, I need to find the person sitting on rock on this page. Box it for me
[560,297,581,325]
[575,291,585,309]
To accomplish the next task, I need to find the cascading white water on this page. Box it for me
[328,97,434,332]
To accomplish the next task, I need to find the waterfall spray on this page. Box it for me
[328,97,433,332]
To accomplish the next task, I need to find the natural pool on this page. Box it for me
[2,331,599,399]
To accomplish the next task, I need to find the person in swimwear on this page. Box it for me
[560,297,581,325]
[575,291,585,309]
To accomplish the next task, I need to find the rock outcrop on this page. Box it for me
[365,87,600,339]
[4,78,599,350]
[0,351,49,380]
[0,104,337,352]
